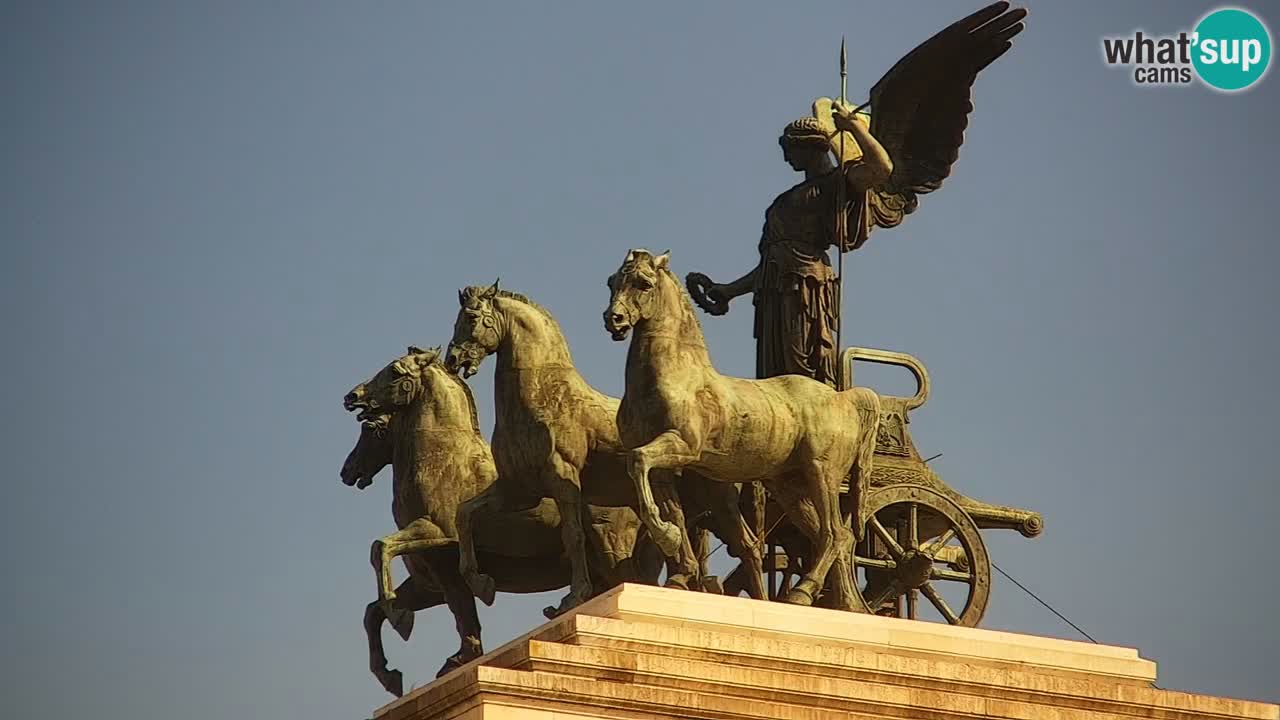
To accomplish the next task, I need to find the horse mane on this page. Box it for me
[659,266,708,342]
[447,366,483,436]
[418,352,483,436]
[495,289,556,322]
[462,285,568,343]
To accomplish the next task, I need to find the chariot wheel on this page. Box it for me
[854,485,991,627]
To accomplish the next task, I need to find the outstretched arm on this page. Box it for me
[718,264,757,299]
[687,259,759,316]
[832,103,893,193]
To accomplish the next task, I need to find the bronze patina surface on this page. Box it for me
[446,282,766,618]
[342,347,661,696]
[337,3,1050,697]
[606,249,881,612]
[687,2,1028,385]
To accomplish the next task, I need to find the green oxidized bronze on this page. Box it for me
[687,2,1029,386]
[606,249,882,612]
[341,347,662,696]
[445,281,767,618]
[336,2,1047,697]
[682,1,1041,623]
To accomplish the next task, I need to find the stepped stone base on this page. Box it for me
[373,584,1277,720]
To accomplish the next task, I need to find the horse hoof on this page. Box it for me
[543,590,589,619]
[435,654,469,679]
[664,574,691,591]
[468,574,496,606]
[783,587,816,606]
[380,668,404,697]
[387,606,414,641]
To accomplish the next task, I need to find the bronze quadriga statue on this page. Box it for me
[334,1,1050,698]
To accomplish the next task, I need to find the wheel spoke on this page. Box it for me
[922,527,957,556]
[906,503,919,550]
[921,583,960,624]
[855,557,897,571]
[868,516,905,560]
[866,581,899,609]
[930,566,973,584]
[905,588,918,619]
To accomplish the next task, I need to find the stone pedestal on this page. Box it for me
[373,584,1277,720]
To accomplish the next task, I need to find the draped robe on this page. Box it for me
[752,164,870,387]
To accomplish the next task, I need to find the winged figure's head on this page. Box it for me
[779,98,869,173]
[779,117,828,145]
[779,118,832,173]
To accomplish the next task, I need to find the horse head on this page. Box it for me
[604,248,673,341]
[343,345,480,484]
[340,416,392,489]
[446,280,502,378]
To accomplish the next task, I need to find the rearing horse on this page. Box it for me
[342,347,492,694]
[342,346,661,695]
[605,249,881,610]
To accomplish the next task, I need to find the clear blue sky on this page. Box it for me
[2,2,1277,718]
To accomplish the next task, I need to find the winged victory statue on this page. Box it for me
[686,2,1028,387]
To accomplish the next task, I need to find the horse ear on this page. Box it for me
[457,288,465,306]
[485,278,500,298]
[654,250,671,270]
[625,249,636,263]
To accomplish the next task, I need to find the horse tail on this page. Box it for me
[849,387,881,542]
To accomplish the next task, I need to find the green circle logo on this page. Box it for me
[1192,7,1271,91]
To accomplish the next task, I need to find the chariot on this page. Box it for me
[734,347,1044,628]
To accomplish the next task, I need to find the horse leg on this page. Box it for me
[826,521,864,613]
[780,558,797,596]
[456,481,504,605]
[543,460,593,619]
[783,462,857,610]
[790,461,843,607]
[426,547,486,678]
[692,526,710,579]
[781,539,805,597]
[625,429,701,558]
[820,468,862,612]
[706,482,767,600]
[365,576,445,697]
[720,562,749,597]
[763,476,827,607]
[653,476,699,591]
[371,519,455,610]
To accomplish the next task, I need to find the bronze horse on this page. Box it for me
[446,282,766,617]
[342,346,660,695]
[605,250,881,611]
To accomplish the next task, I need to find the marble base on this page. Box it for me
[373,584,1277,720]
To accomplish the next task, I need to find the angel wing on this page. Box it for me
[863,1,1027,234]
